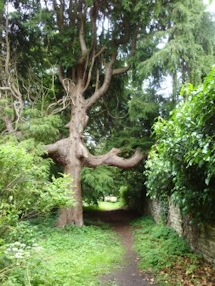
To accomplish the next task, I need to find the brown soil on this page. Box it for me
[84,209,156,286]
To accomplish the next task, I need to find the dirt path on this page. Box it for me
[85,209,156,286]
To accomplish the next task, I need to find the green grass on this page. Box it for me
[84,201,124,211]
[131,216,200,285]
[132,216,215,286]
[0,216,124,286]
[132,216,193,271]
[40,225,124,285]
[98,201,124,210]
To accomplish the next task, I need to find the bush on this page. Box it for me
[145,68,215,223]
[0,241,52,285]
[0,138,74,238]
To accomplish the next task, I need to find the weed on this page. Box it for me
[131,216,213,285]
[0,215,124,285]
[132,216,192,271]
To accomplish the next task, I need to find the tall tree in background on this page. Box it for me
[0,0,214,226]
[135,0,215,106]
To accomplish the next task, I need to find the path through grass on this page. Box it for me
[132,216,215,285]
[0,214,124,286]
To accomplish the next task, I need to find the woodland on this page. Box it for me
[1,0,215,284]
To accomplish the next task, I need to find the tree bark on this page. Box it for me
[84,148,145,168]
[56,160,84,227]
[43,10,146,225]
[56,84,86,226]
[44,55,146,226]
[46,130,145,227]
[46,79,88,227]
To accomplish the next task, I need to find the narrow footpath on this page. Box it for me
[85,209,156,286]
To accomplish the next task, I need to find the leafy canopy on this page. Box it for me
[0,0,214,209]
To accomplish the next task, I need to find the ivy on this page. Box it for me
[145,68,215,223]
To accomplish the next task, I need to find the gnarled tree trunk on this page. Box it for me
[44,2,145,227]
[46,76,146,227]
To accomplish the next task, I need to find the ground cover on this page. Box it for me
[0,214,124,286]
[132,216,215,285]
[84,200,123,211]
[2,204,215,286]
[89,209,154,286]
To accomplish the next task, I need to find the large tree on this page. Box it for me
[0,0,214,226]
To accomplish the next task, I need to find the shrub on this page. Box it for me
[0,138,74,238]
[145,68,215,223]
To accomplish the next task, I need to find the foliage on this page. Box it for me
[0,216,124,286]
[132,216,215,286]
[108,89,158,152]
[5,221,42,245]
[145,68,215,222]
[0,241,48,286]
[136,0,215,102]
[20,110,64,144]
[1,0,214,141]
[81,163,147,212]
[119,166,147,213]
[81,165,123,205]
[0,138,74,237]
[0,0,214,225]
[132,216,192,271]
[88,84,159,212]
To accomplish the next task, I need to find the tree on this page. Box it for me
[135,0,215,106]
[0,0,214,226]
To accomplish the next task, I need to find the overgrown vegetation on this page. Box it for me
[0,1,215,283]
[0,215,124,286]
[0,139,126,285]
[81,164,146,213]
[132,216,215,285]
[1,0,214,225]
[0,138,73,240]
[145,68,215,223]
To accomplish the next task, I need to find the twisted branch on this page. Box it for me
[84,148,146,169]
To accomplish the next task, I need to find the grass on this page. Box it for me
[131,216,215,285]
[0,214,124,286]
[132,216,192,271]
[40,224,124,285]
[84,200,124,211]
[98,201,124,210]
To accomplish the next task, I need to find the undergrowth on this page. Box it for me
[132,216,204,285]
[132,216,192,271]
[0,215,124,286]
